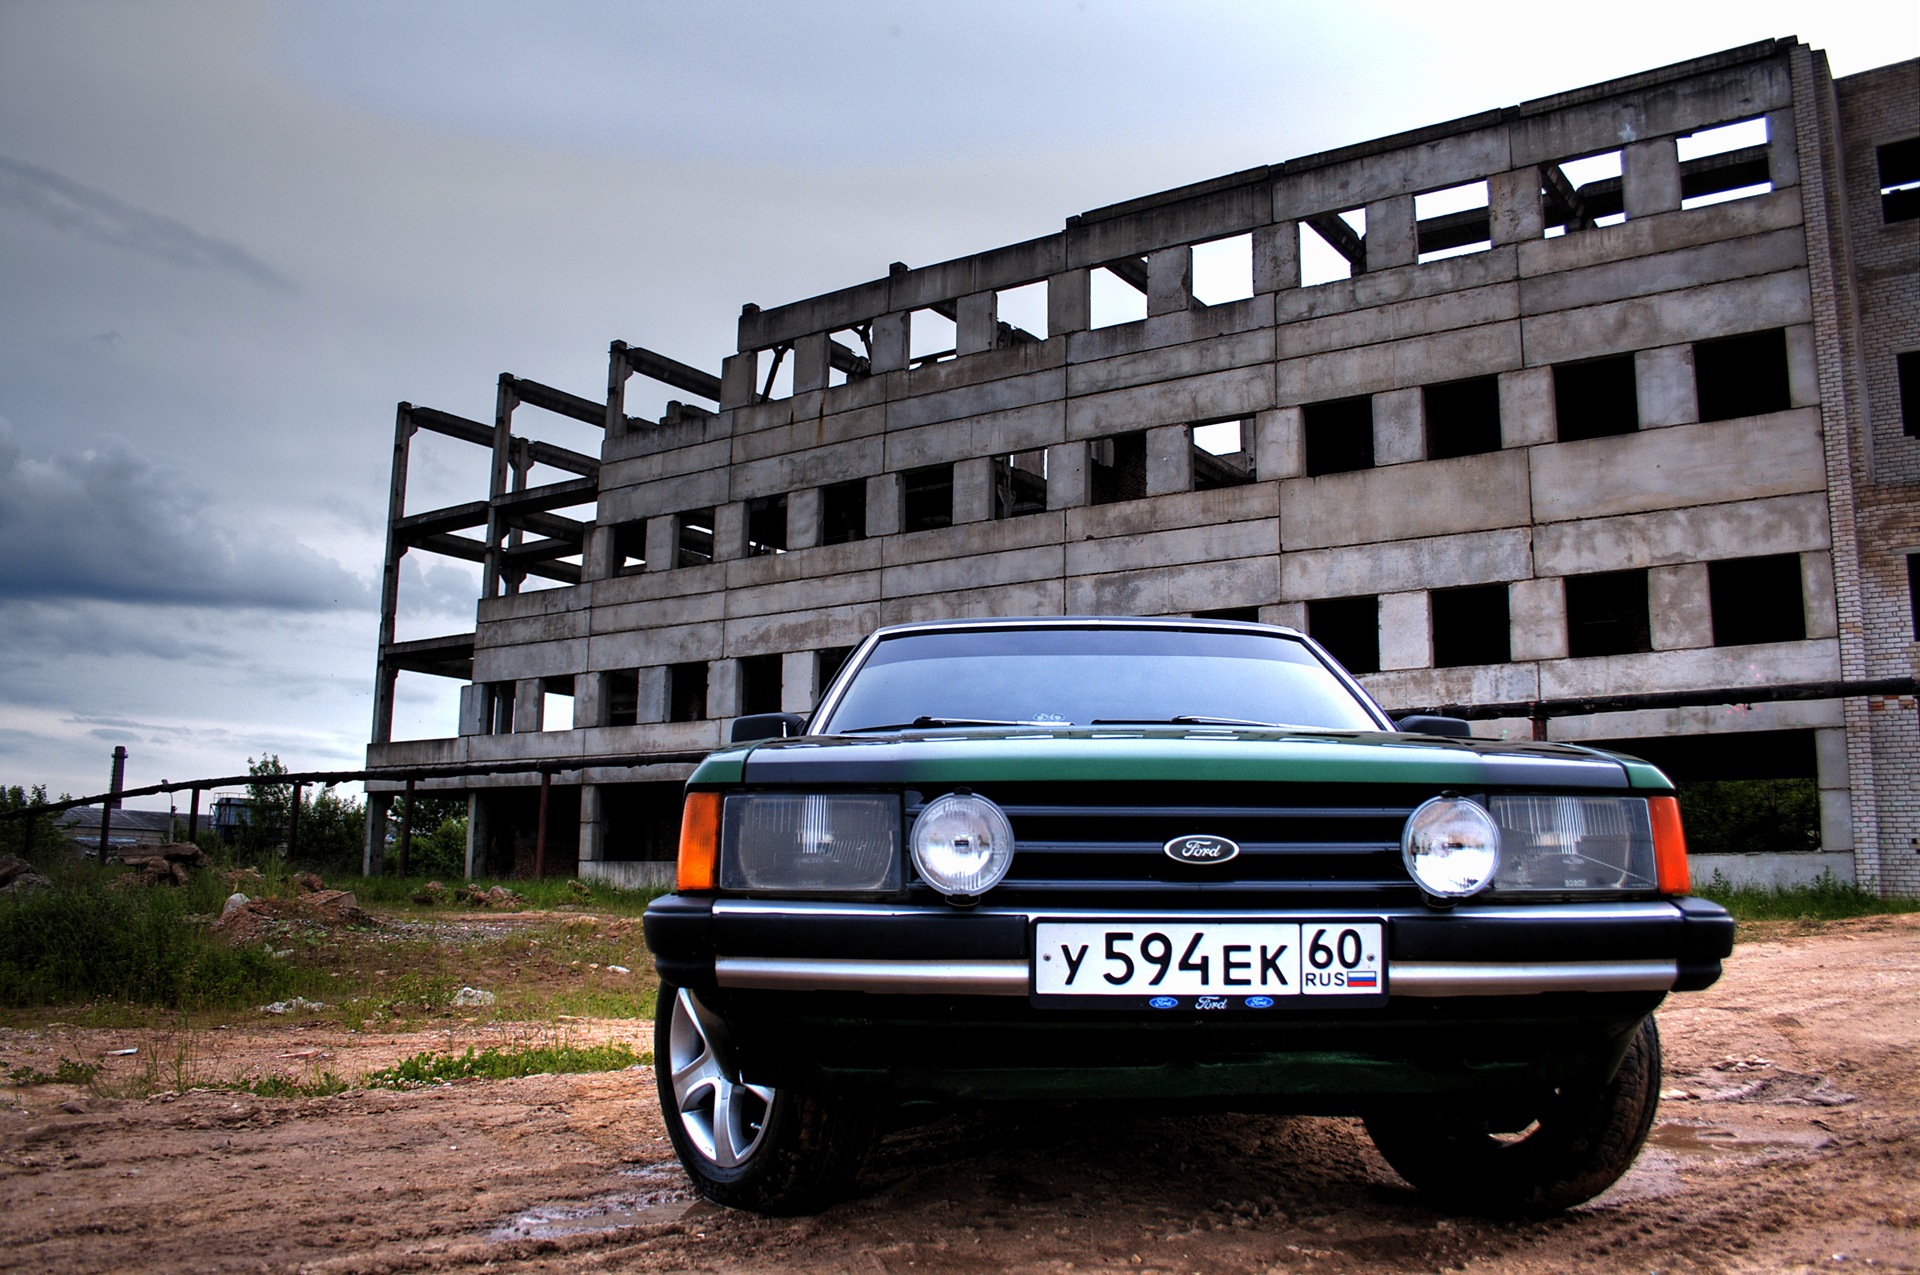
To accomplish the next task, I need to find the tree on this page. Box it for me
[0,784,69,863]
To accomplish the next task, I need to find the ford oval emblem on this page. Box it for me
[1244,996,1275,1009]
[1148,996,1180,1009]
[1164,833,1241,864]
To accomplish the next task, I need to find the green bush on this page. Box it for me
[1677,777,1819,856]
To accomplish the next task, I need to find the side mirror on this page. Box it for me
[731,712,808,743]
[1393,714,1474,739]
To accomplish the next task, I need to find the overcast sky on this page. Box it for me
[1,0,1912,804]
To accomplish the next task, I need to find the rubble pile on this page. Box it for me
[117,842,208,886]
[0,853,52,897]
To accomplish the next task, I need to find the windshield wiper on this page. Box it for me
[1090,715,1280,728]
[841,716,1057,733]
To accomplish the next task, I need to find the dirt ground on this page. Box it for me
[1,915,1915,1275]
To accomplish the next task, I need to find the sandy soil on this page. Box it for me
[1,915,1915,1274]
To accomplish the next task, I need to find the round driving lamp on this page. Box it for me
[1402,796,1500,899]
[910,792,1015,901]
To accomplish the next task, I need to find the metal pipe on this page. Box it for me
[187,788,200,843]
[287,783,303,860]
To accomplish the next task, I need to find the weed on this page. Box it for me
[1698,871,1920,925]
[238,1072,350,1098]
[365,1042,648,1089]
[8,1057,101,1087]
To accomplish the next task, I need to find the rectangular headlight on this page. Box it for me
[719,793,902,893]
[1489,795,1657,893]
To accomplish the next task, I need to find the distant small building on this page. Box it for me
[56,806,179,851]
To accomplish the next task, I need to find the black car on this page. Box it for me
[643,618,1733,1214]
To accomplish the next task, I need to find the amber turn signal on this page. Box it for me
[1648,795,1690,895]
[677,791,722,891]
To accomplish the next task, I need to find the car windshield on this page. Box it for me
[817,627,1383,733]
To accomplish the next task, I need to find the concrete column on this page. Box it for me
[1263,601,1308,630]
[1636,346,1698,429]
[1048,269,1091,336]
[636,665,669,724]
[1815,728,1853,852]
[1145,424,1193,496]
[1378,591,1432,670]
[362,792,391,876]
[787,487,822,550]
[1046,441,1089,509]
[1649,563,1712,649]
[513,679,545,733]
[1366,195,1416,269]
[1372,389,1424,465]
[866,472,903,536]
[870,312,910,373]
[792,332,830,394]
[1498,368,1554,448]
[1252,222,1300,293]
[581,524,615,581]
[1802,551,1838,639]
[458,683,487,736]
[1255,407,1306,479]
[1623,137,1681,218]
[644,515,677,571]
[952,456,996,523]
[711,502,747,562]
[464,792,488,880]
[1147,247,1193,316]
[957,292,999,356]
[720,352,757,409]
[1785,325,1819,407]
[574,670,608,729]
[578,783,605,865]
[707,659,741,723]
[781,651,815,715]
[1509,578,1568,661]
[1488,167,1544,245]
[1766,109,1799,188]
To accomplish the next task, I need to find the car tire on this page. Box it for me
[655,983,875,1214]
[1363,1015,1663,1214]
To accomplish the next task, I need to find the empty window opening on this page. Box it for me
[816,645,857,698]
[745,494,788,556]
[1553,356,1638,442]
[1695,329,1790,422]
[1708,555,1806,647]
[606,669,640,728]
[610,520,647,575]
[667,661,708,723]
[1879,138,1920,223]
[676,507,715,567]
[757,345,794,400]
[1909,554,1919,641]
[1308,596,1380,675]
[739,653,783,717]
[1195,606,1261,623]
[1678,117,1772,209]
[901,463,954,532]
[1415,181,1491,262]
[1565,569,1652,658]
[909,307,957,366]
[1090,261,1148,329]
[1191,419,1255,489]
[1588,729,1819,857]
[1303,396,1375,477]
[826,327,872,388]
[1543,150,1624,236]
[1190,233,1254,306]
[540,676,575,733]
[1299,209,1365,286]
[1089,431,1148,505]
[487,681,516,735]
[1432,584,1511,668]
[820,479,867,544]
[992,450,1049,519]
[994,280,1048,343]
[1424,375,1502,459]
[1897,350,1920,437]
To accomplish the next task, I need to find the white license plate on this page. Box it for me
[1033,920,1385,1005]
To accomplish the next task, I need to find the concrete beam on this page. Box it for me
[1623,137,1682,219]
[1147,247,1193,316]
[1378,590,1432,670]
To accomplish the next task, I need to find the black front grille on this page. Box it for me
[905,782,1425,903]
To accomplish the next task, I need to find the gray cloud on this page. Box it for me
[0,155,296,291]
[0,420,371,612]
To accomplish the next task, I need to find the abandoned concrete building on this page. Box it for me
[361,39,1920,895]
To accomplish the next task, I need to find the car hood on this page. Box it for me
[695,726,1667,791]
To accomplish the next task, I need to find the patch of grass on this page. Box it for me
[346,874,661,915]
[1698,871,1920,925]
[238,1072,350,1098]
[8,1057,101,1087]
[365,1041,649,1090]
